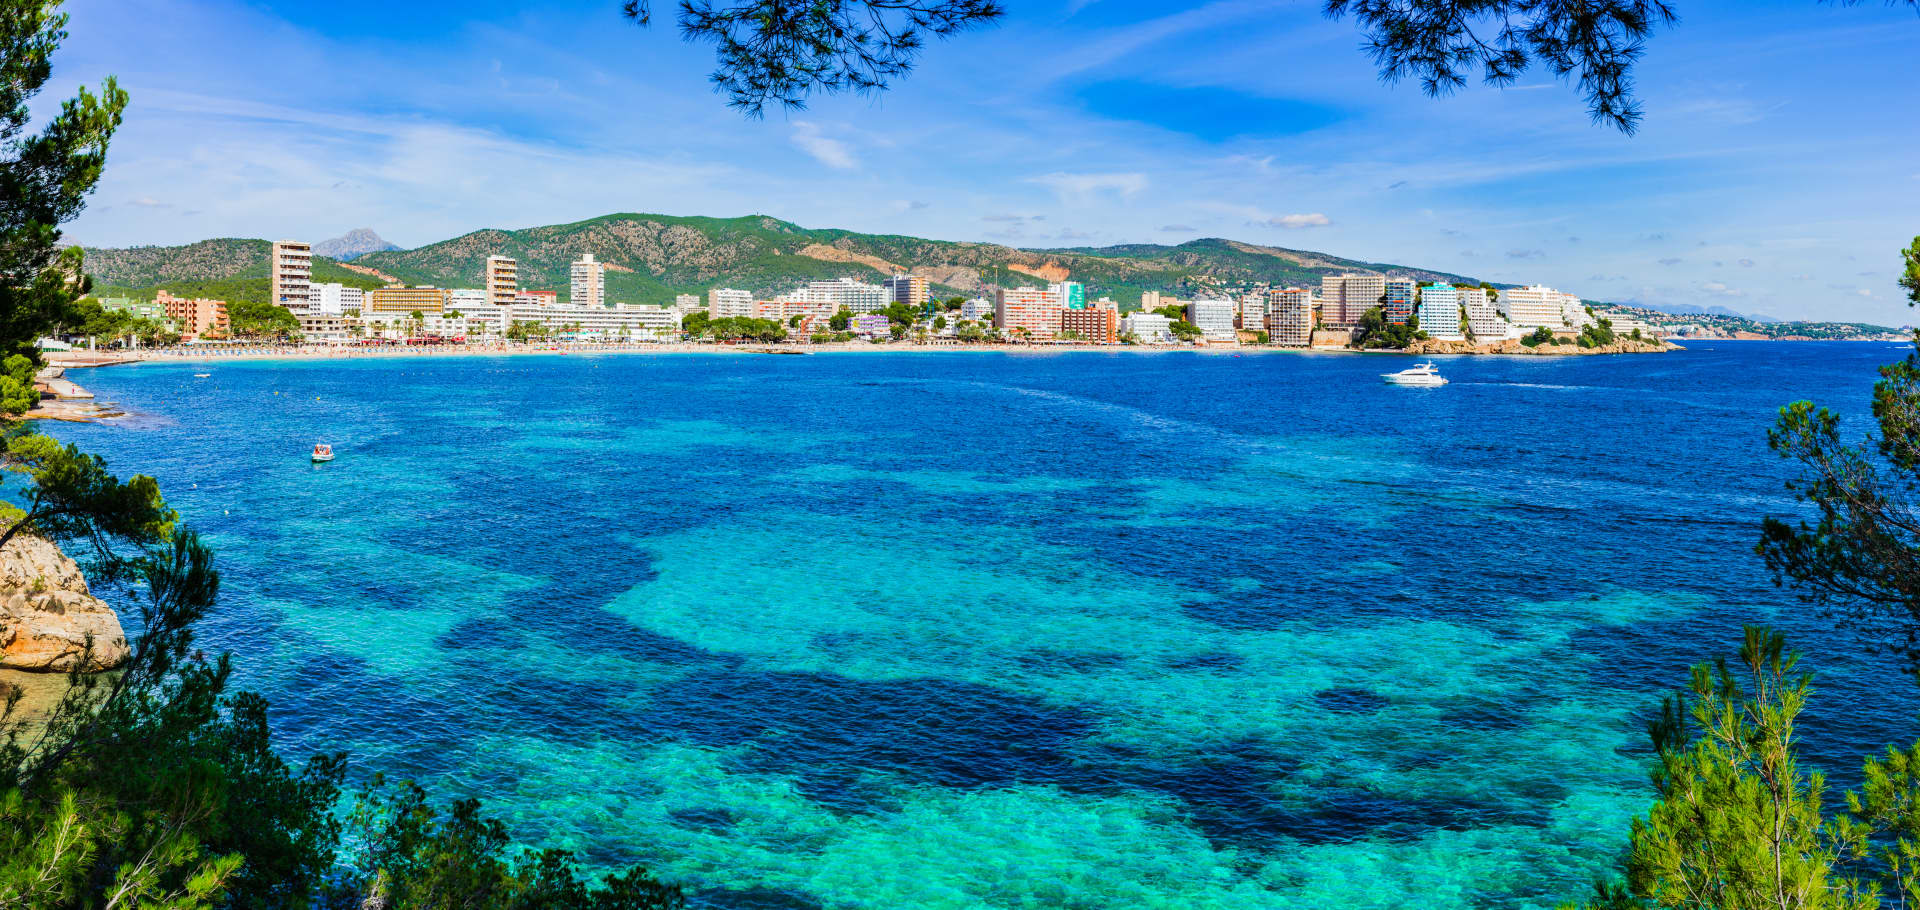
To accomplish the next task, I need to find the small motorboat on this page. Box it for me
[311,443,335,463]
[193,373,210,378]
[1382,362,1448,386]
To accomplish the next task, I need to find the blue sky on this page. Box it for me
[47,0,1920,322]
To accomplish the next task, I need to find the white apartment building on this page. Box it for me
[1122,312,1173,343]
[1462,287,1516,342]
[960,298,994,322]
[792,278,887,314]
[1320,273,1385,327]
[1187,299,1237,342]
[1239,293,1267,331]
[1563,297,1597,329]
[486,255,518,308]
[1265,287,1313,347]
[674,294,700,311]
[474,302,683,340]
[446,288,489,314]
[708,287,754,319]
[1500,284,1580,329]
[271,240,312,315]
[1416,284,1465,340]
[309,282,364,316]
[571,254,606,309]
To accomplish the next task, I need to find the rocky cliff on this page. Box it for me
[0,535,129,672]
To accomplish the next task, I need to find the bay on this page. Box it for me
[46,341,1919,909]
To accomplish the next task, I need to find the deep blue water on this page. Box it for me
[48,342,1920,908]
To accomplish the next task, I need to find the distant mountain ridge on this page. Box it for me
[313,228,400,261]
[81,212,1485,308]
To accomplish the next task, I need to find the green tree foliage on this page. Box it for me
[1579,318,1617,349]
[619,0,1004,115]
[0,354,38,414]
[1758,236,1920,664]
[1521,326,1556,347]
[1350,305,1425,349]
[1561,628,1900,910]
[0,430,174,571]
[56,298,169,346]
[829,309,851,331]
[705,316,787,342]
[225,299,300,339]
[1169,320,1203,342]
[342,778,682,909]
[0,1,126,362]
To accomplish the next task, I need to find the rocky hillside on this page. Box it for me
[314,228,401,261]
[84,213,1486,307]
[78,239,384,306]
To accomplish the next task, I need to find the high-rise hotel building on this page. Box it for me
[1500,284,1577,330]
[271,240,312,315]
[1319,273,1385,327]
[1265,287,1313,347]
[884,274,929,310]
[994,287,1062,339]
[571,254,606,308]
[708,287,753,319]
[486,256,518,308]
[1383,278,1416,325]
[1416,284,1464,339]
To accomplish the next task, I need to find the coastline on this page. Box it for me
[48,337,1685,367]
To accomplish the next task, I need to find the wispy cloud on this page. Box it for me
[1160,224,1194,231]
[1703,281,1746,297]
[1658,258,1684,266]
[1507,248,1544,259]
[789,122,858,170]
[1264,213,1330,229]
[1027,172,1148,203]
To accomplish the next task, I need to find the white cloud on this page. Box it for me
[789,122,858,170]
[1267,213,1331,229]
[1027,172,1148,203]
[1702,281,1747,297]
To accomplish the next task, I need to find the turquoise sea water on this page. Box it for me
[48,342,1920,908]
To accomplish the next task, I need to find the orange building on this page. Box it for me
[1059,307,1119,343]
[154,290,229,338]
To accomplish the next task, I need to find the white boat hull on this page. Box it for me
[1383,375,1447,386]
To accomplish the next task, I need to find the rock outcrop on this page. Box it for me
[1404,337,1682,356]
[0,535,129,672]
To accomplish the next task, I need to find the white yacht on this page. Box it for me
[1382,362,1448,387]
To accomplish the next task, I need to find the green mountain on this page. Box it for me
[81,213,1487,308]
[78,238,385,307]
